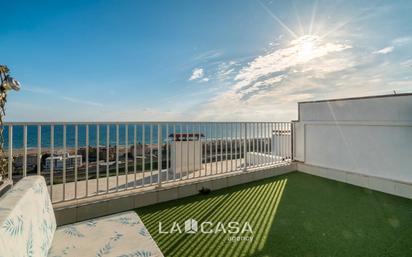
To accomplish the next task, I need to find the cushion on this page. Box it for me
[0,176,56,257]
[48,211,163,257]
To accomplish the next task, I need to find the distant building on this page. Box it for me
[169,133,203,173]
[13,155,38,170]
[45,153,82,171]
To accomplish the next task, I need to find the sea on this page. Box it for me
[2,123,282,149]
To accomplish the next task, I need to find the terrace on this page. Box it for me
[1,93,412,257]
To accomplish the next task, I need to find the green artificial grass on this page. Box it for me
[136,172,412,257]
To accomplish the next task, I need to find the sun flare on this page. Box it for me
[301,39,314,56]
[293,35,320,61]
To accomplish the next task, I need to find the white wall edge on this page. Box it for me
[298,121,412,127]
[296,162,412,199]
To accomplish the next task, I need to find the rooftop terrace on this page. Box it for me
[1,94,411,257]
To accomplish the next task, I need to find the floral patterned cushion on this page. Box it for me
[0,176,56,257]
[48,211,163,257]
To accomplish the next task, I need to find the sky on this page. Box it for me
[1,0,412,122]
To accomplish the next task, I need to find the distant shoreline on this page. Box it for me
[9,144,159,156]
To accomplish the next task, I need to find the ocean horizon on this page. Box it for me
[3,123,284,150]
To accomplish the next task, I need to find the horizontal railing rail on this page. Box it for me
[4,122,292,203]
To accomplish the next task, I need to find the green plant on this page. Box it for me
[0,65,20,181]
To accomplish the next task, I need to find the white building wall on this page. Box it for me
[45,155,83,171]
[171,141,202,173]
[292,122,304,161]
[294,94,412,183]
[271,132,292,159]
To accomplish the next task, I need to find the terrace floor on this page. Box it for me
[49,158,247,202]
[136,172,412,257]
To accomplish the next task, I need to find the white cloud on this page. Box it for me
[61,96,103,107]
[7,102,184,122]
[194,35,411,121]
[23,85,103,107]
[189,68,205,81]
[232,35,352,94]
[23,86,54,95]
[217,61,237,81]
[401,59,412,68]
[392,36,412,46]
[373,46,394,54]
[193,50,223,61]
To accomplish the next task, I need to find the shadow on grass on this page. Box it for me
[136,172,412,257]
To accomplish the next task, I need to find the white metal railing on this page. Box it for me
[3,122,292,203]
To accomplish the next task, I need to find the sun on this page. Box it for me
[294,35,319,61]
[301,39,314,56]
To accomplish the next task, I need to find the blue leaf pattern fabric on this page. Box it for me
[0,176,162,257]
[138,227,149,237]
[3,214,23,236]
[48,212,163,257]
[86,220,97,227]
[26,223,34,257]
[0,176,57,257]
[117,250,153,257]
[108,216,140,226]
[62,226,85,238]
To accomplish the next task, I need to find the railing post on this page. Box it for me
[23,125,27,177]
[290,121,294,161]
[37,125,41,175]
[157,124,162,187]
[243,122,247,172]
[8,125,13,180]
